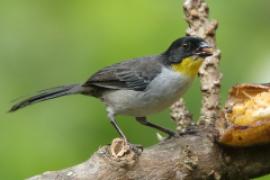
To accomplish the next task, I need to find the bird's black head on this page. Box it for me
[163,36,213,64]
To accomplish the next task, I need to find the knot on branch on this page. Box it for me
[106,138,141,168]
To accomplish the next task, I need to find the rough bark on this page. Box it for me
[183,0,222,126]
[28,0,270,179]
[171,99,193,133]
[29,130,270,180]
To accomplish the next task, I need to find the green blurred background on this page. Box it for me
[1,0,270,179]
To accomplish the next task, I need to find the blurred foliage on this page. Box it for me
[0,0,270,179]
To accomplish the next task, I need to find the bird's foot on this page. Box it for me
[178,125,198,136]
[126,142,143,154]
[165,131,179,140]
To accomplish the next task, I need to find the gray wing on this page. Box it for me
[83,57,162,91]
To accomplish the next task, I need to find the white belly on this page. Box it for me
[102,67,192,117]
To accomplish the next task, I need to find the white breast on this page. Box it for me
[102,67,193,117]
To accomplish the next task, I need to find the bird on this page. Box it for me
[9,36,213,145]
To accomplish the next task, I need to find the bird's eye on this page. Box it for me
[182,43,190,49]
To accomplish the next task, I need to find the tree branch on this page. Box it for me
[29,130,270,180]
[171,99,193,133]
[183,0,222,126]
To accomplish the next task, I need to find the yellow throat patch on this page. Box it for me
[172,57,203,78]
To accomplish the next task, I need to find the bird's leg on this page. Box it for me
[107,108,143,153]
[135,117,176,137]
[107,109,128,142]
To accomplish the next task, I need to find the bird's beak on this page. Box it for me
[196,42,214,57]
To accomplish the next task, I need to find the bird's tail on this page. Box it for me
[9,84,84,112]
